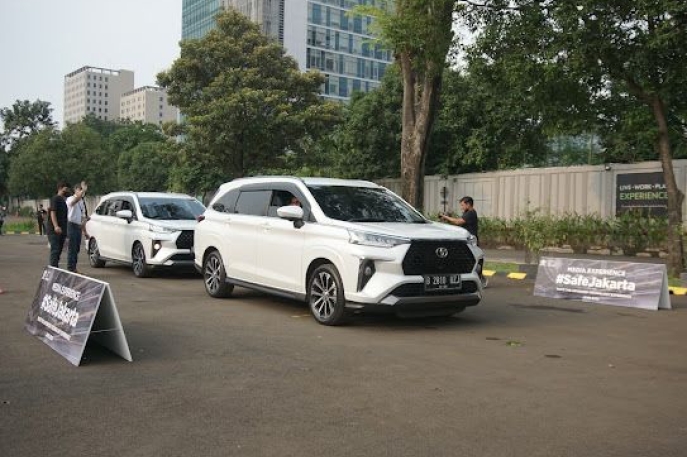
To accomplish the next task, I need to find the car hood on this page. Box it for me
[341,221,471,240]
[142,219,198,231]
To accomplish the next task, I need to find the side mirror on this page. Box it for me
[277,205,304,228]
[116,209,133,222]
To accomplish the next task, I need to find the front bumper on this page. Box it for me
[146,230,195,267]
[345,278,482,317]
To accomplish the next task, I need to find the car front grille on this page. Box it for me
[176,230,194,249]
[390,281,479,297]
[402,240,476,275]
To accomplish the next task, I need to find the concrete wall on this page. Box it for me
[378,160,687,221]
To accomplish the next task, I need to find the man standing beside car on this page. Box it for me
[439,196,487,287]
[439,196,479,242]
[66,181,88,273]
[47,181,70,268]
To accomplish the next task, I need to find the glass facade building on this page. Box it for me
[182,0,221,40]
[183,0,392,101]
[304,1,391,99]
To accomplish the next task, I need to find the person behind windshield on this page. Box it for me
[289,196,301,207]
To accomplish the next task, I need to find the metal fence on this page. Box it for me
[378,160,686,221]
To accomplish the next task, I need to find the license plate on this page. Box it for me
[424,274,461,291]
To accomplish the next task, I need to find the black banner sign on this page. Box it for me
[25,267,132,366]
[616,172,667,216]
[534,257,670,310]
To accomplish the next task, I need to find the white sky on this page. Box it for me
[0,0,183,129]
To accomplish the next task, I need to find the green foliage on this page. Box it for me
[431,67,550,173]
[481,211,670,260]
[328,67,402,179]
[5,110,174,198]
[108,121,166,154]
[158,10,340,190]
[1,99,55,197]
[7,123,117,198]
[7,128,62,198]
[118,141,175,191]
[0,99,55,150]
[463,0,687,163]
[4,220,36,232]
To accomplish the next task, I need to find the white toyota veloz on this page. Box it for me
[86,192,205,277]
[194,177,484,325]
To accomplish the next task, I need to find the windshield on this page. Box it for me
[138,197,205,221]
[307,185,427,223]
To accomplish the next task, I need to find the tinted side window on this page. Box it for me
[267,190,299,217]
[235,190,270,216]
[96,200,111,215]
[212,189,240,213]
[107,200,122,216]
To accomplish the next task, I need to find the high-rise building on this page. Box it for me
[182,0,222,40]
[63,66,135,125]
[120,86,179,126]
[282,0,393,100]
[183,0,392,101]
[222,0,284,42]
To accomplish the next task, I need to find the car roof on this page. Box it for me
[219,176,380,190]
[100,191,198,200]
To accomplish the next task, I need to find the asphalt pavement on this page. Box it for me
[1,235,686,457]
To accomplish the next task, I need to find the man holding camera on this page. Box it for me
[66,181,88,274]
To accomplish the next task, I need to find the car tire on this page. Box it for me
[132,242,151,278]
[88,238,106,268]
[308,264,347,326]
[203,250,234,298]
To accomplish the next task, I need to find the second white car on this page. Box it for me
[86,192,205,277]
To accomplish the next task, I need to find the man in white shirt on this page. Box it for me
[66,182,88,273]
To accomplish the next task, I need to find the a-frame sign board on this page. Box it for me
[25,267,132,366]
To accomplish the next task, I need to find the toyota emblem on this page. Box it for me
[435,247,449,259]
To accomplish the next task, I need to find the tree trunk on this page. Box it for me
[625,77,685,277]
[650,96,685,277]
[399,53,442,210]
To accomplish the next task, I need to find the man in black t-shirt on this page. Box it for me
[47,181,71,268]
[439,196,487,287]
[439,196,479,241]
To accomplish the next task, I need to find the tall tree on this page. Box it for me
[356,1,456,208]
[331,66,403,180]
[107,120,166,154]
[118,141,175,191]
[0,99,55,198]
[466,0,687,276]
[430,66,551,174]
[157,9,340,190]
[0,99,55,150]
[8,124,116,198]
[6,129,60,198]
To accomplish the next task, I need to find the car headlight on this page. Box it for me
[467,235,478,246]
[148,224,176,234]
[348,230,410,248]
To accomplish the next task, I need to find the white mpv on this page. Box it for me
[86,192,205,277]
[194,177,484,325]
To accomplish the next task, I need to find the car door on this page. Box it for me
[220,188,271,283]
[255,187,308,293]
[90,198,116,259]
[107,197,138,261]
